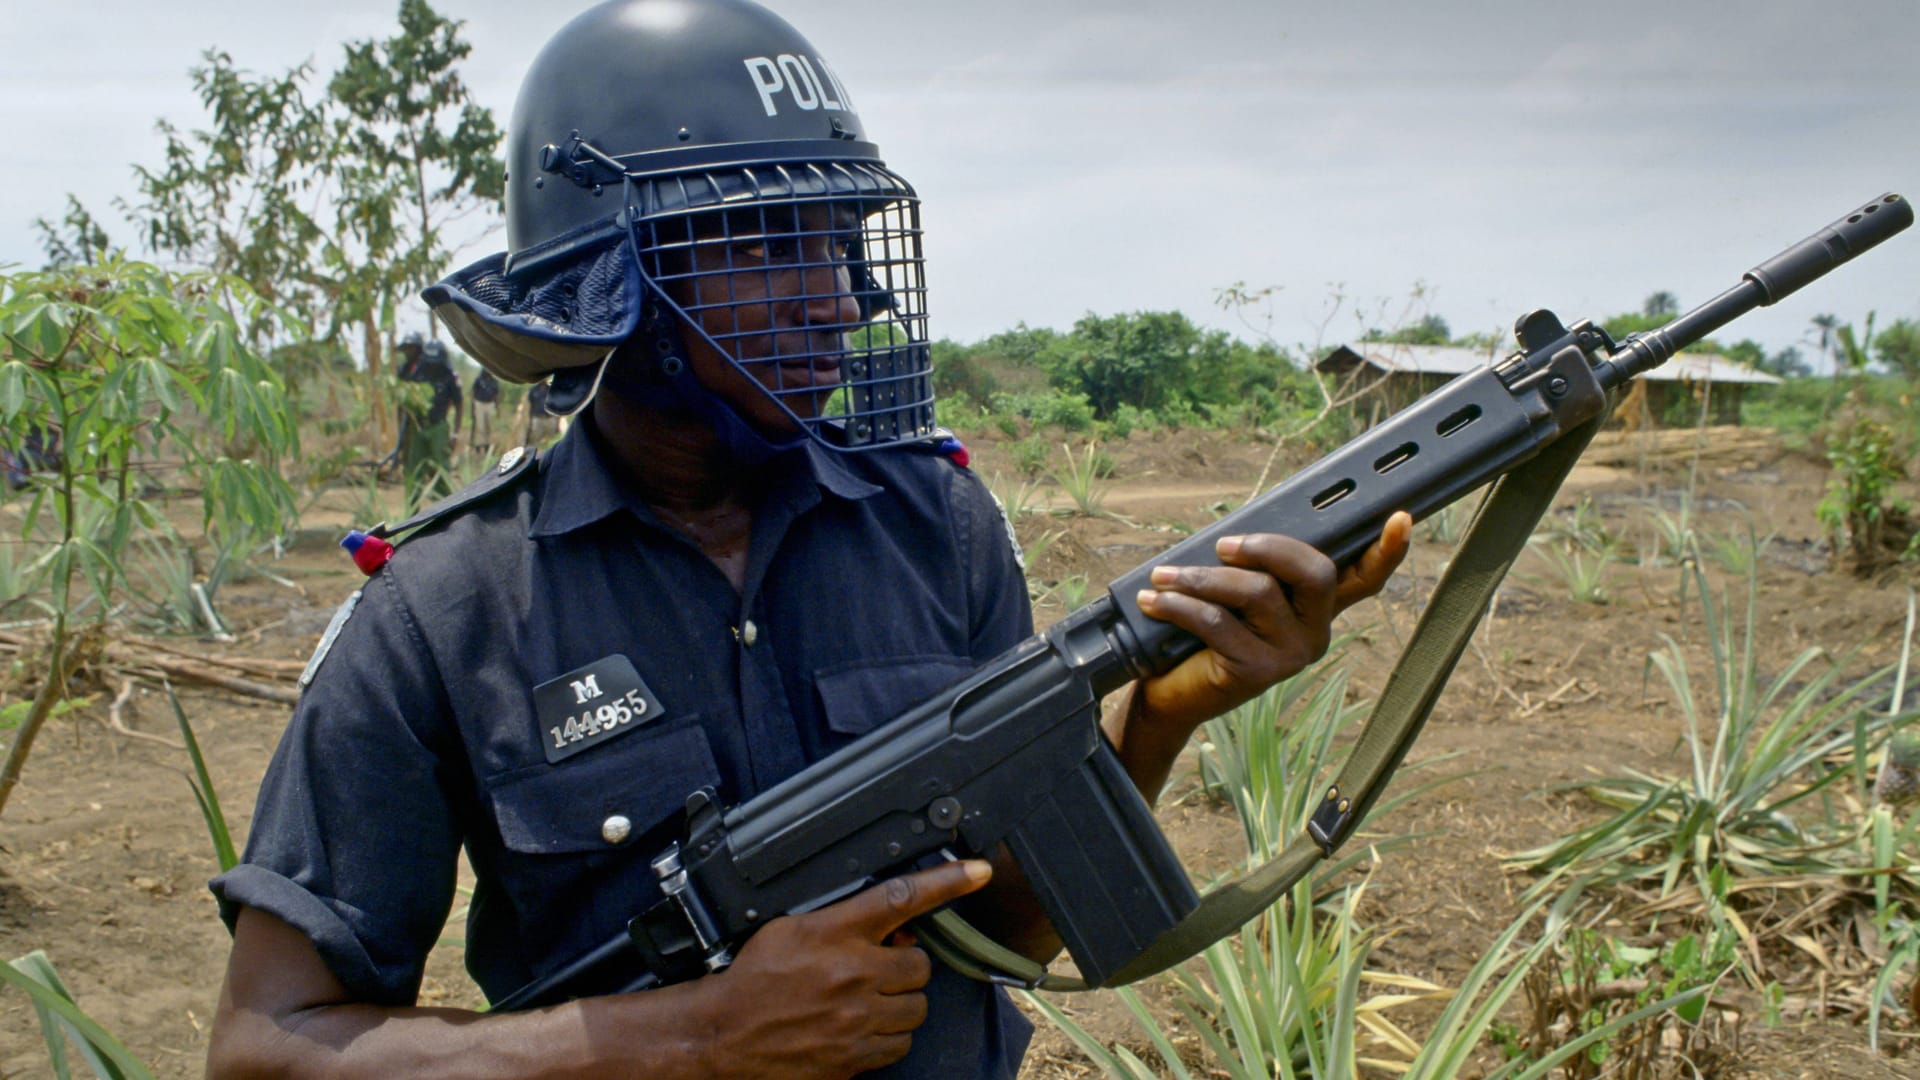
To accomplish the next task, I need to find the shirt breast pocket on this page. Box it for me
[813,655,974,739]
[480,719,722,985]
[486,719,720,856]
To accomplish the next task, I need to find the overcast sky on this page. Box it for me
[4,0,1916,368]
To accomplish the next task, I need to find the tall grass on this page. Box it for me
[1641,502,1696,568]
[1699,524,1774,578]
[170,683,237,871]
[1524,541,1615,605]
[1509,560,1905,897]
[1024,646,1443,1075]
[0,688,233,1079]
[1526,498,1620,604]
[1045,441,1115,518]
[1021,874,1441,1079]
[985,470,1044,523]
[2,951,156,1080]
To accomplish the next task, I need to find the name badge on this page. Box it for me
[533,655,664,764]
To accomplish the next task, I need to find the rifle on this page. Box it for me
[495,193,1912,1011]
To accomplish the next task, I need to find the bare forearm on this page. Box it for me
[210,987,716,1080]
[210,909,719,1080]
[1101,682,1194,805]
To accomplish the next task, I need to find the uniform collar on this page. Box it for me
[529,419,881,539]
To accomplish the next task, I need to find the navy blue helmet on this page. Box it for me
[426,0,931,451]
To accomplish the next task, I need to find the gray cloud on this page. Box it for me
[6,0,1915,362]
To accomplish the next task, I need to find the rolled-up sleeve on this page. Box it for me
[211,566,467,1006]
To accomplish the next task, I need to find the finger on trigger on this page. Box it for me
[866,860,992,937]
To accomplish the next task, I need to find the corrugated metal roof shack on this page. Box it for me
[1314,343,1783,428]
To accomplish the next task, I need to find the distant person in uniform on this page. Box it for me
[470,368,500,455]
[392,333,463,501]
[520,378,564,447]
[2,422,58,490]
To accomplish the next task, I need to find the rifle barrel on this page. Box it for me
[1602,193,1910,385]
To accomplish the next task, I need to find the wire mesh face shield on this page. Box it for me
[427,157,934,452]
[626,160,934,450]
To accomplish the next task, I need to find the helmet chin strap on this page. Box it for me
[545,354,612,417]
[588,303,809,467]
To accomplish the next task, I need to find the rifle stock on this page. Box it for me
[493,193,1911,1012]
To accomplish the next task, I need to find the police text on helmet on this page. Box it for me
[742,55,857,116]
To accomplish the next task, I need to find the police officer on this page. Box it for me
[392,333,465,500]
[471,367,501,454]
[521,378,563,447]
[205,2,1410,1077]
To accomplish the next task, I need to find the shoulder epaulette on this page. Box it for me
[339,446,540,575]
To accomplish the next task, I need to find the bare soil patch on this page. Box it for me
[2,424,1916,1078]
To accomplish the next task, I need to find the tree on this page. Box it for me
[1037,311,1204,419]
[0,259,299,819]
[1601,309,1671,339]
[1643,290,1680,319]
[1831,313,1877,376]
[32,196,114,270]
[1808,313,1843,373]
[1360,313,1451,346]
[327,0,504,446]
[125,50,335,351]
[1757,345,1812,379]
[1719,339,1765,370]
[1872,318,1920,383]
[119,1,503,439]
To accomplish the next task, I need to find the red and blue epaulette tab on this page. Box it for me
[935,434,970,468]
[339,445,539,577]
[340,531,395,575]
[908,427,969,468]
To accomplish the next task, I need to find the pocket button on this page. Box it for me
[600,814,633,845]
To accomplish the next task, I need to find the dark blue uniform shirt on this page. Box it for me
[213,419,1035,1077]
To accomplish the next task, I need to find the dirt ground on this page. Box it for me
[2,421,1917,1078]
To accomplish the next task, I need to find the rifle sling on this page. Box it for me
[918,414,1604,992]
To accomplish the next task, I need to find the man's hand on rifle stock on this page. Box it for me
[1113,512,1414,798]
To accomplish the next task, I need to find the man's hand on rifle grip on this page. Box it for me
[687,859,994,1078]
[1111,511,1414,799]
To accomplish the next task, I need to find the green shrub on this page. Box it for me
[1494,923,1742,1078]
[1739,377,1829,443]
[1816,417,1913,572]
[990,389,1097,433]
[929,338,999,410]
[0,258,298,820]
[1011,435,1051,478]
[1044,442,1114,518]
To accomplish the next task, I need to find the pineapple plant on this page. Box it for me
[1874,730,1920,805]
